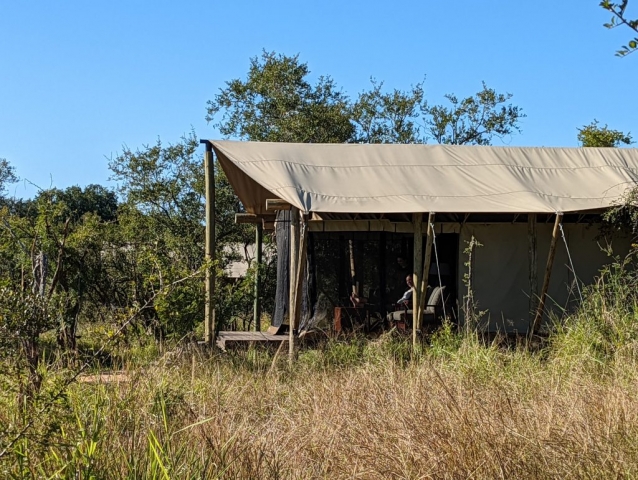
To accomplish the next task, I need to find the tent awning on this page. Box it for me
[210,141,638,215]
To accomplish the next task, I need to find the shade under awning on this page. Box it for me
[210,141,638,215]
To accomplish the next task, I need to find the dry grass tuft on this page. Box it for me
[3,334,638,479]
[5,250,638,478]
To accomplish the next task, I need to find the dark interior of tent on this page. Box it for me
[271,211,460,331]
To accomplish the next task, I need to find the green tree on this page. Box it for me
[0,158,17,196]
[0,185,124,353]
[35,187,116,350]
[44,184,118,223]
[207,51,354,143]
[109,132,259,336]
[208,52,524,147]
[0,187,120,387]
[425,82,525,145]
[351,79,426,143]
[601,1,638,56]
[578,120,633,147]
[109,133,206,337]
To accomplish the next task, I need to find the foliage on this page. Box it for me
[109,131,267,335]
[604,186,638,235]
[601,0,638,56]
[0,179,134,394]
[42,184,118,223]
[578,119,633,147]
[109,133,207,337]
[425,82,525,145]
[549,247,638,367]
[208,52,525,147]
[32,187,125,346]
[206,51,354,143]
[0,199,74,390]
[110,133,205,267]
[0,158,17,196]
[351,79,425,143]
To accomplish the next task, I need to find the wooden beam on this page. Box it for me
[266,199,292,211]
[528,214,538,323]
[262,220,275,231]
[412,213,423,347]
[236,213,258,224]
[235,213,276,224]
[530,213,563,336]
[418,213,436,334]
[288,207,300,362]
[253,222,263,332]
[202,141,215,346]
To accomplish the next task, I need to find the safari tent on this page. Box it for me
[201,140,638,340]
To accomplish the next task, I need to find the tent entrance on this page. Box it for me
[289,231,459,329]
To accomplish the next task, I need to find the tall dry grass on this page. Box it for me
[2,253,638,478]
[2,332,638,479]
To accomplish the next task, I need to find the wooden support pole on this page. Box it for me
[266,199,293,211]
[253,222,263,332]
[528,213,538,322]
[412,213,423,347]
[288,207,300,361]
[531,213,563,336]
[418,213,436,335]
[292,215,309,347]
[201,140,215,346]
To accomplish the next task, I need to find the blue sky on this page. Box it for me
[1,1,637,198]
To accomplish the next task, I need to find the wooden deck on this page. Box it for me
[215,331,288,351]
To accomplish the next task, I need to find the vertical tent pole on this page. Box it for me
[528,213,538,324]
[253,222,263,332]
[531,213,563,336]
[290,213,309,364]
[288,207,300,362]
[418,213,436,333]
[412,213,423,348]
[201,140,215,346]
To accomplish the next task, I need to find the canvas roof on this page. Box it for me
[210,141,638,215]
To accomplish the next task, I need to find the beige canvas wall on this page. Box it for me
[458,223,632,332]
